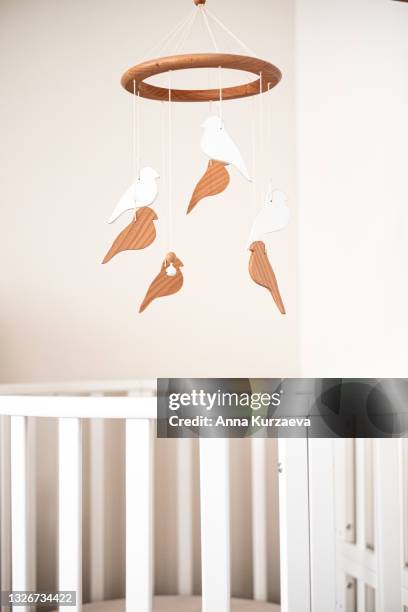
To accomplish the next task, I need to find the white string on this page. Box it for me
[138,9,195,63]
[267,82,272,192]
[205,7,257,57]
[201,6,219,52]
[173,8,199,54]
[251,96,257,209]
[161,101,167,254]
[132,80,137,184]
[259,72,264,193]
[136,90,141,178]
[218,67,223,121]
[168,71,173,252]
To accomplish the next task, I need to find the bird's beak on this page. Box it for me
[152,210,158,220]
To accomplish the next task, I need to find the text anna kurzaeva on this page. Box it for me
[166,389,311,429]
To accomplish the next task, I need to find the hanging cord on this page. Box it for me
[132,80,136,185]
[251,96,257,210]
[218,67,223,121]
[259,72,264,194]
[173,7,199,54]
[136,90,141,179]
[167,71,173,254]
[138,8,195,63]
[205,7,257,57]
[266,82,273,195]
[201,6,219,52]
[161,101,167,254]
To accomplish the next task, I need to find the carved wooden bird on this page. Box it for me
[187,160,230,214]
[102,207,158,264]
[249,241,286,315]
[139,252,184,313]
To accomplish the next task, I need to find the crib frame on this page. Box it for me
[0,381,405,612]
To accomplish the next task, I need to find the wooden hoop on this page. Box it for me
[121,53,282,102]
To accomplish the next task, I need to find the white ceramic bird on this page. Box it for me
[107,167,159,224]
[200,115,251,181]
[248,188,289,245]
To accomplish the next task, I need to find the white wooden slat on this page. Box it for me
[0,379,156,396]
[278,439,311,612]
[401,439,408,568]
[374,439,402,612]
[1,416,12,599]
[344,439,356,544]
[0,396,157,420]
[177,438,194,596]
[308,438,336,611]
[89,416,105,602]
[10,416,29,611]
[27,418,36,598]
[354,439,367,611]
[334,439,347,611]
[59,418,82,612]
[126,418,153,612]
[355,439,366,551]
[199,438,231,612]
[251,437,268,602]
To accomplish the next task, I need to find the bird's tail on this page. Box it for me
[237,161,252,182]
[269,280,286,315]
[139,294,153,313]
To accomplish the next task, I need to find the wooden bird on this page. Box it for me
[139,252,184,313]
[249,241,286,315]
[102,207,158,264]
[187,160,230,214]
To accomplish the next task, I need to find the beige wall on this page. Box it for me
[295,0,408,376]
[0,0,297,383]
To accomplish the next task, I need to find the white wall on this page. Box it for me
[0,0,297,383]
[296,0,408,376]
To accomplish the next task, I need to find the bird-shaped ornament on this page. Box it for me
[187,160,230,214]
[107,167,159,224]
[102,207,158,264]
[249,241,286,315]
[201,116,251,180]
[187,115,251,214]
[248,189,289,245]
[139,252,184,313]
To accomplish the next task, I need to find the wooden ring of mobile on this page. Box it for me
[121,53,282,102]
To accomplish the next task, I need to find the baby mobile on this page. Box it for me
[103,0,289,315]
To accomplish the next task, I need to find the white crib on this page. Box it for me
[0,381,281,612]
[0,381,406,612]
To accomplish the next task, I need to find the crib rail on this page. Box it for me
[333,439,406,612]
[0,387,249,612]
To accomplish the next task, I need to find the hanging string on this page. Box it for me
[201,6,219,52]
[267,82,273,195]
[218,67,223,121]
[251,96,257,210]
[136,90,141,179]
[259,72,264,195]
[161,101,167,254]
[132,80,137,185]
[138,8,195,64]
[167,71,173,254]
[173,7,199,54]
[205,7,257,57]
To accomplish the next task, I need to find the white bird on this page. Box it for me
[248,188,289,245]
[200,115,251,181]
[107,167,159,224]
